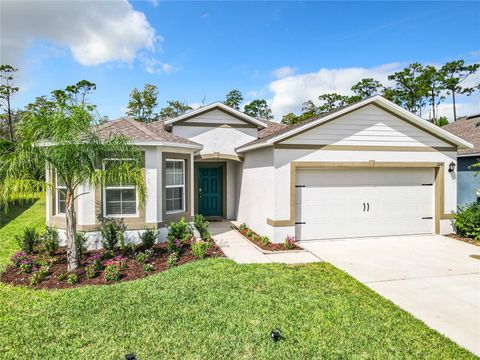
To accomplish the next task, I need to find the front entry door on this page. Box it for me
[198,166,222,217]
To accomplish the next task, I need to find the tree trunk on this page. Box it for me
[452,91,457,121]
[431,91,436,122]
[65,189,79,271]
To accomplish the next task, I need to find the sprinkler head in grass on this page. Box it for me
[271,328,282,342]
[125,354,136,360]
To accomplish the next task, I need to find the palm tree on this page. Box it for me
[0,82,145,271]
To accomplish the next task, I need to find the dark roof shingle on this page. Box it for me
[444,115,480,155]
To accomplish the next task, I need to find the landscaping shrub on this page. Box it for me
[15,227,39,254]
[43,226,59,256]
[167,238,183,254]
[103,256,127,270]
[283,235,296,249]
[86,253,104,271]
[167,252,179,267]
[75,232,88,259]
[167,217,192,243]
[140,228,158,249]
[19,259,34,273]
[453,202,480,240]
[191,240,210,259]
[193,214,210,240]
[104,264,121,282]
[66,274,78,285]
[29,266,50,286]
[85,265,98,279]
[10,252,28,267]
[100,222,123,251]
[261,236,270,246]
[245,229,253,238]
[143,263,154,273]
[239,223,248,232]
[136,252,150,264]
[57,271,68,281]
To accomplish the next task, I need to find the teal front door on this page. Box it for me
[198,166,222,217]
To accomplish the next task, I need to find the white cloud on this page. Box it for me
[1,0,157,66]
[267,62,480,121]
[140,55,176,74]
[272,66,296,79]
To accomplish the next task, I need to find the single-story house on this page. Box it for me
[46,96,473,246]
[444,114,480,207]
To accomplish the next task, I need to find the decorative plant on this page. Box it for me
[29,266,50,286]
[103,256,127,270]
[193,214,210,241]
[167,252,179,267]
[139,228,158,249]
[143,263,154,273]
[261,236,270,246]
[85,265,98,279]
[86,253,104,271]
[43,226,59,256]
[19,259,34,273]
[453,202,480,240]
[283,235,296,249]
[75,232,88,259]
[104,264,121,282]
[191,240,210,259]
[57,271,68,281]
[239,223,248,232]
[66,274,78,285]
[167,238,184,254]
[10,252,28,267]
[167,217,192,243]
[15,227,39,254]
[245,229,253,238]
[101,222,122,252]
[136,252,149,264]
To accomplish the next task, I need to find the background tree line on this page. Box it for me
[1,59,478,143]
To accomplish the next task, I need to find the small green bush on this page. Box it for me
[104,264,121,282]
[167,217,192,243]
[43,226,59,256]
[143,263,154,273]
[57,271,68,281]
[191,240,210,259]
[19,260,33,273]
[85,265,98,279]
[261,236,270,246]
[140,228,158,249]
[167,252,179,267]
[29,266,50,286]
[66,274,78,285]
[101,222,123,251]
[245,229,253,238]
[453,203,480,240]
[15,227,39,254]
[75,232,88,258]
[193,214,210,240]
[283,235,296,249]
[136,252,150,264]
[239,223,248,232]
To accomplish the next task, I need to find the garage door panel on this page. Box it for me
[295,168,434,240]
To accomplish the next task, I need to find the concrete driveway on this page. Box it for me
[300,235,480,356]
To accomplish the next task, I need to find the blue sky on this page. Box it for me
[2,1,480,120]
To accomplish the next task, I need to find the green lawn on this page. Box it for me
[0,200,475,359]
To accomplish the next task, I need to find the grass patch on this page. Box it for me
[0,200,475,359]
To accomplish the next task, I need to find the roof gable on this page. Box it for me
[444,117,480,156]
[164,102,267,128]
[236,96,473,152]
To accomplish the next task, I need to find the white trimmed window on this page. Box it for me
[103,160,137,217]
[56,173,66,215]
[166,159,185,213]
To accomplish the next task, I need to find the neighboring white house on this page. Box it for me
[46,96,473,247]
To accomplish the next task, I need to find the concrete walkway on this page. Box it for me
[210,221,321,264]
[301,235,480,356]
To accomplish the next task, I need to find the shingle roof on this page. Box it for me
[95,117,201,146]
[443,115,480,155]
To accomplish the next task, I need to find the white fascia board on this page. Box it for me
[132,141,203,150]
[164,102,267,128]
[457,153,480,158]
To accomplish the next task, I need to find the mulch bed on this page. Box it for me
[445,233,480,246]
[1,241,224,290]
[236,227,302,251]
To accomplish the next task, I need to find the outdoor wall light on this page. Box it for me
[448,161,456,173]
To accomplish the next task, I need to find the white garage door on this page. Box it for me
[295,168,434,241]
